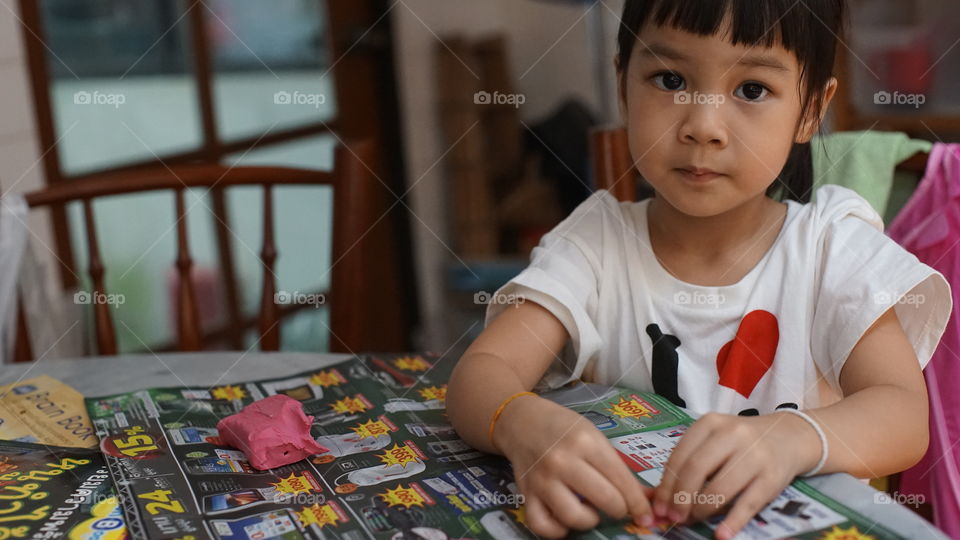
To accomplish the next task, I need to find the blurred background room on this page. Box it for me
[1,0,959,362]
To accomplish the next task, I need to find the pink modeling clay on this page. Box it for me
[217,394,328,470]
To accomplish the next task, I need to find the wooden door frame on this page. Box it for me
[17,0,417,351]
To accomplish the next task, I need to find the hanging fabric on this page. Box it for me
[888,142,960,538]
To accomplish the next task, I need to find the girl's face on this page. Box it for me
[619,17,836,217]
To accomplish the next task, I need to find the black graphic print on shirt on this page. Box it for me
[738,402,799,416]
[645,323,686,408]
[647,310,790,414]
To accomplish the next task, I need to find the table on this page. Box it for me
[0,352,948,539]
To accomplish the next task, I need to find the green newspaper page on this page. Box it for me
[83,353,902,540]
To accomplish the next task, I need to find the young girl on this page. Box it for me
[446,0,953,538]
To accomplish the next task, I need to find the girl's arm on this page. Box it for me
[655,306,930,539]
[799,306,929,476]
[447,301,654,536]
[446,300,566,453]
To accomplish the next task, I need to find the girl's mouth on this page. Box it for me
[675,167,723,183]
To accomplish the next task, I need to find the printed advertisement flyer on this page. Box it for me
[82,353,902,540]
[0,376,96,448]
[0,439,127,540]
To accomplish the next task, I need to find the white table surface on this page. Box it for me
[0,352,948,539]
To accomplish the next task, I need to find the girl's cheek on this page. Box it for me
[630,95,678,125]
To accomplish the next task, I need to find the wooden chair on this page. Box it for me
[590,126,642,202]
[591,126,931,202]
[15,140,378,359]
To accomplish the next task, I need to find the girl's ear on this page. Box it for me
[796,77,838,143]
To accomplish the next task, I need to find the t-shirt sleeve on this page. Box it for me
[483,190,618,392]
[810,186,953,395]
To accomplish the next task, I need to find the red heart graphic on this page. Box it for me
[716,310,779,398]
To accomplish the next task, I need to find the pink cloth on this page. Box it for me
[888,143,960,537]
[217,395,328,470]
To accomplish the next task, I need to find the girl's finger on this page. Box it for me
[541,480,601,530]
[689,456,757,522]
[560,460,630,519]
[713,476,778,540]
[524,494,568,539]
[587,444,655,524]
[669,434,739,522]
[654,414,721,515]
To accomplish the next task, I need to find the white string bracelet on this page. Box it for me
[778,408,829,477]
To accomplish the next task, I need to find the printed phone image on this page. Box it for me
[210,509,306,540]
[580,410,618,430]
[425,440,472,457]
[185,449,270,475]
[404,423,457,437]
[155,398,215,414]
[359,493,428,534]
[436,452,485,463]
[480,510,528,540]
[260,378,322,402]
[203,488,278,515]
[168,426,219,445]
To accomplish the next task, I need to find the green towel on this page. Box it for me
[810,131,931,219]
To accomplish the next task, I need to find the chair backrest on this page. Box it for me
[591,126,638,202]
[18,140,377,358]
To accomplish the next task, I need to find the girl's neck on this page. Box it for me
[647,193,786,263]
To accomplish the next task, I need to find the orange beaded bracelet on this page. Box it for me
[488,391,536,452]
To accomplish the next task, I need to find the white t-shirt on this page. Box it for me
[485,186,952,416]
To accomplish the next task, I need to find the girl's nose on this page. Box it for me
[677,100,728,148]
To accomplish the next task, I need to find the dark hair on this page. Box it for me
[616,0,846,203]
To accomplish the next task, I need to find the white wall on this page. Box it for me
[0,3,83,360]
[393,0,624,350]
[0,4,47,248]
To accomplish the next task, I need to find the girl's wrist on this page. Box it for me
[770,410,825,477]
[491,393,539,454]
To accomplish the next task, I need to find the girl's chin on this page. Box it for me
[652,189,732,218]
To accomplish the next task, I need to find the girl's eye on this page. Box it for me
[735,82,770,101]
[651,71,685,92]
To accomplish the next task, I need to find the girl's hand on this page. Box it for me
[494,395,655,538]
[651,412,820,540]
